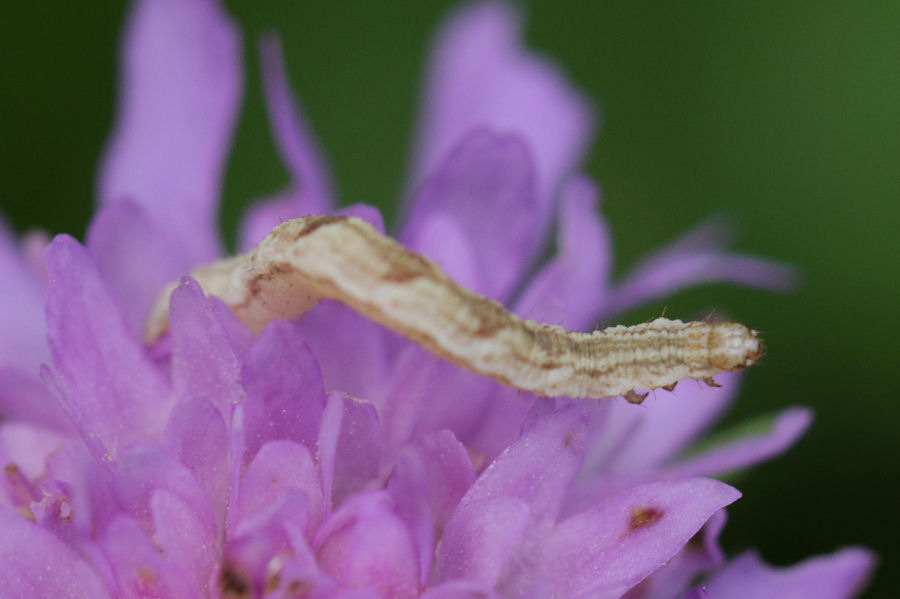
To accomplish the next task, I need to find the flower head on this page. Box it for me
[0,1,873,598]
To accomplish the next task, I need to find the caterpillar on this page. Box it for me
[144,215,763,402]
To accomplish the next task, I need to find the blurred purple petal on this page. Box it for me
[240,319,326,462]
[86,200,186,336]
[604,220,796,318]
[681,587,711,599]
[667,407,813,478]
[295,300,391,400]
[515,175,611,329]
[99,0,242,265]
[314,491,421,599]
[597,373,742,473]
[540,478,741,599]
[411,2,592,220]
[46,235,170,461]
[0,219,48,371]
[0,367,75,435]
[0,504,112,598]
[704,548,875,599]
[404,129,539,299]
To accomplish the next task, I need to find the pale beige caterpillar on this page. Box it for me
[144,215,763,401]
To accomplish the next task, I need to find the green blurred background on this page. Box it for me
[2,2,897,597]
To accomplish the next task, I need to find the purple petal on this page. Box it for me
[220,491,311,597]
[240,320,326,463]
[169,278,243,421]
[0,504,112,598]
[323,392,381,505]
[435,495,531,585]
[603,220,796,318]
[0,367,75,434]
[415,430,476,530]
[460,404,590,520]
[45,235,170,461]
[98,0,242,265]
[627,508,728,599]
[294,300,391,400]
[681,587,711,599]
[86,200,186,336]
[238,440,323,528]
[515,176,611,330]
[598,373,742,473]
[420,580,503,599]
[102,514,201,599]
[313,491,421,599]
[0,219,48,371]
[704,548,875,599]
[411,2,592,219]
[387,446,435,588]
[151,489,218,593]
[114,443,216,539]
[163,394,230,527]
[539,478,741,599]
[403,210,482,293]
[403,129,539,300]
[667,407,813,478]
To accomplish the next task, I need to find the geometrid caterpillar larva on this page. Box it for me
[144,215,763,402]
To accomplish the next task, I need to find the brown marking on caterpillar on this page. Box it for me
[144,216,764,400]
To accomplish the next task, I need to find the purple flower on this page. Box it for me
[0,1,874,598]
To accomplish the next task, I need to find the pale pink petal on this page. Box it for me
[415,430,476,530]
[99,0,242,265]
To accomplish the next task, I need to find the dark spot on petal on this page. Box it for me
[220,563,251,598]
[629,505,664,530]
[286,579,315,595]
